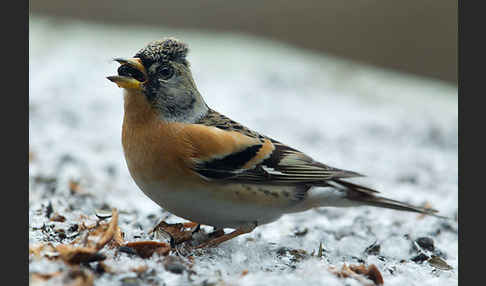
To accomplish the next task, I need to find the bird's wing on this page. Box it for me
[180,123,275,180]
[182,110,363,186]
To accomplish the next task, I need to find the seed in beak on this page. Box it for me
[118,64,146,82]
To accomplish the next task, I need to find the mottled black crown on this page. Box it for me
[135,37,189,66]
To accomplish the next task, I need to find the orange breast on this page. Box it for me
[121,91,274,189]
[121,92,197,187]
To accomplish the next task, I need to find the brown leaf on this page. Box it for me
[152,221,194,244]
[329,264,384,286]
[95,208,118,250]
[349,264,384,285]
[29,243,57,258]
[29,244,46,257]
[69,180,83,194]
[50,213,66,222]
[131,265,148,273]
[123,241,171,258]
[30,271,62,281]
[182,222,199,229]
[65,268,94,286]
[113,226,125,247]
[55,245,105,265]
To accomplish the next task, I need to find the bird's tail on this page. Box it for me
[305,179,445,218]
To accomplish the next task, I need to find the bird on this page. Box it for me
[107,37,441,248]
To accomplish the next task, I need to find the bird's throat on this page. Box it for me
[122,90,160,127]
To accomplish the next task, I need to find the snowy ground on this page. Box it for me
[29,15,458,285]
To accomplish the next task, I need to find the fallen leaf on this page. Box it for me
[428,256,453,270]
[123,241,171,258]
[30,271,62,281]
[69,180,82,194]
[112,226,125,247]
[152,221,195,245]
[29,243,56,258]
[131,265,148,273]
[329,264,384,286]
[50,213,66,222]
[65,268,94,286]
[349,264,384,285]
[95,208,118,250]
[55,245,105,265]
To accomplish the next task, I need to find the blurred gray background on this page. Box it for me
[30,0,457,85]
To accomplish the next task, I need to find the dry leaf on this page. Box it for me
[349,264,384,285]
[50,213,66,222]
[55,245,105,265]
[329,264,384,286]
[29,243,56,258]
[65,268,94,286]
[113,226,125,247]
[427,256,453,270]
[123,241,171,258]
[69,180,82,194]
[131,265,148,273]
[152,221,195,244]
[95,209,118,250]
[30,271,62,281]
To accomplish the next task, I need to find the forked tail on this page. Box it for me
[309,179,445,218]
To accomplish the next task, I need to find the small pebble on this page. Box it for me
[120,277,140,286]
[45,202,53,219]
[293,227,308,236]
[411,253,429,263]
[163,256,186,274]
[416,237,435,252]
[365,242,381,255]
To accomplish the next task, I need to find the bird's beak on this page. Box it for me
[107,58,147,91]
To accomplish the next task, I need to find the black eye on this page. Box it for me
[158,65,174,80]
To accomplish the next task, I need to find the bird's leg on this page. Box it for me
[196,222,257,249]
[150,220,201,248]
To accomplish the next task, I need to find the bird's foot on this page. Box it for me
[195,222,257,249]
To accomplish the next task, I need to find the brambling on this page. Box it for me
[107,38,440,248]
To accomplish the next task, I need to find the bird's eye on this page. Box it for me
[158,65,174,80]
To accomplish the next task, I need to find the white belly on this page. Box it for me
[134,179,301,229]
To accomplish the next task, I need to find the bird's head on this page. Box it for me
[108,37,208,122]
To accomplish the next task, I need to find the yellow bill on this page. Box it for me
[107,57,147,91]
